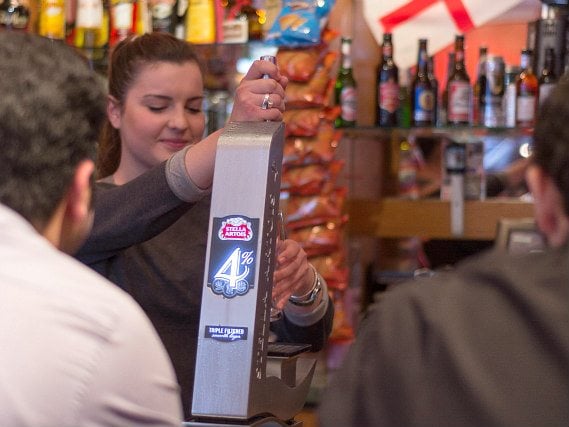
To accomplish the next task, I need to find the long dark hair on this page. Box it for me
[97,33,203,178]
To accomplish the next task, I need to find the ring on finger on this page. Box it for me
[261,93,273,109]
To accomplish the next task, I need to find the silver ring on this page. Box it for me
[261,93,273,109]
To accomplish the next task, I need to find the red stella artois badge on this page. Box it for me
[218,217,253,241]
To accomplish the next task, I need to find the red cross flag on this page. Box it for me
[363,0,527,69]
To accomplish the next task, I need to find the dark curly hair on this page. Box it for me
[0,32,106,228]
[532,78,569,216]
[97,32,203,178]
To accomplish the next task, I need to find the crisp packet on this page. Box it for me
[264,0,321,47]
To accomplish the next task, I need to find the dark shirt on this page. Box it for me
[319,245,569,427]
[76,163,333,419]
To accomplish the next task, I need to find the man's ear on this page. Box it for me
[107,95,122,130]
[526,164,569,247]
[59,160,95,254]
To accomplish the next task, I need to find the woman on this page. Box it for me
[76,33,333,419]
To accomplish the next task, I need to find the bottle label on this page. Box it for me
[379,81,399,114]
[413,86,434,122]
[77,0,104,28]
[448,81,471,122]
[186,0,216,43]
[112,1,134,30]
[341,87,357,121]
[39,0,65,38]
[151,0,174,32]
[222,19,248,43]
[516,95,536,122]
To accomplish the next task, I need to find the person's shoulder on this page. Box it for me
[34,243,149,330]
[369,245,568,323]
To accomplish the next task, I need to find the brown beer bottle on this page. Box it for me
[377,33,400,127]
[440,51,455,126]
[411,38,435,127]
[472,46,488,126]
[447,34,471,126]
[538,47,557,106]
[428,55,439,126]
[515,48,538,128]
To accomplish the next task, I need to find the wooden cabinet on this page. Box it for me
[337,126,535,306]
[340,126,534,241]
[347,197,534,240]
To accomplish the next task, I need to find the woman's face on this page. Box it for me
[108,60,205,179]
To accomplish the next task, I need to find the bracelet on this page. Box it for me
[289,264,322,306]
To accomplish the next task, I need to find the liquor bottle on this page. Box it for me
[109,0,137,46]
[440,51,455,126]
[185,0,216,44]
[397,68,411,129]
[75,0,108,66]
[0,0,30,31]
[446,34,471,126]
[240,0,263,41]
[376,32,399,127]
[516,48,538,128]
[150,0,176,33]
[334,36,357,128]
[174,0,188,38]
[222,0,249,43]
[135,0,151,35]
[38,0,66,40]
[411,38,435,127]
[472,46,488,126]
[428,55,439,126]
[538,47,557,106]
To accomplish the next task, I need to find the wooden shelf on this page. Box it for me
[340,126,534,140]
[347,197,535,240]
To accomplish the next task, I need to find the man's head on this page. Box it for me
[0,32,106,252]
[527,79,569,247]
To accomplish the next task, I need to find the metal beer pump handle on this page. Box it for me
[187,58,316,427]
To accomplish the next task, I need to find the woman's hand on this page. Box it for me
[272,238,314,310]
[229,59,288,123]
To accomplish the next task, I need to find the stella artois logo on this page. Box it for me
[218,217,253,241]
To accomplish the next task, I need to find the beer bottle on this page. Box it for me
[515,48,538,128]
[376,32,399,127]
[38,0,66,40]
[411,38,435,127]
[440,51,455,126]
[334,36,357,128]
[150,0,176,34]
[75,0,107,66]
[109,0,137,46]
[0,0,30,31]
[447,34,471,126]
[397,68,411,129]
[538,47,557,106]
[185,0,216,44]
[428,55,439,126]
[135,0,152,35]
[472,46,488,126]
